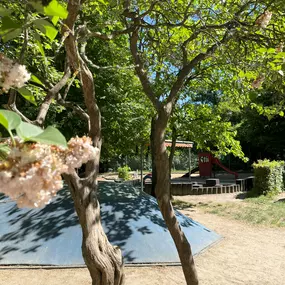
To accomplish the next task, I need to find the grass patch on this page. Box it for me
[197,195,285,227]
[172,199,194,210]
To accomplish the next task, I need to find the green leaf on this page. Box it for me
[274,52,285,59]
[256,47,267,54]
[17,87,37,106]
[29,1,44,13]
[32,126,67,147]
[2,28,22,42]
[0,110,21,132]
[0,7,12,16]
[44,0,68,19]
[51,16,59,25]
[0,16,21,33]
[33,19,58,41]
[16,124,67,147]
[16,122,43,140]
[36,40,45,57]
[30,74,44,86]
[267,48,276,54]
[248,91,257,101]
[279,111,284,117]
[238,70,245,77]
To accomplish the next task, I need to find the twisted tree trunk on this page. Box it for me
[63,1,125,284]
[151,108,199,285]
[64,173,125,285]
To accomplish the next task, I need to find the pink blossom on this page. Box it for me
[0,136,98,208]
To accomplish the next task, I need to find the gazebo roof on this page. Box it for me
[165,140,193,148]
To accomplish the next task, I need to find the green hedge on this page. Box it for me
[252,159,285,197]
[117,165,131,180]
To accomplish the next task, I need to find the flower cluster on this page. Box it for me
[65,136,99,173]
[255,11,272,29]
[0,54,31,92]
[251,75,265,89]
[0,137,98,208]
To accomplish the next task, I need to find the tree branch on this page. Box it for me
[57,98,90,132]
[129,24,160,110]
[63,0,102,176]
[85,26,134,41]
[167,30,235,105]
[7,28,31,123]
[6,90,33,123]
[35,65,71,126]
[80,42,137,70]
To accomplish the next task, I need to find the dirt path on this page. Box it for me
[1,204,285,285]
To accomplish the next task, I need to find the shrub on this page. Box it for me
[117,165,131,180]
[252,159,285,197]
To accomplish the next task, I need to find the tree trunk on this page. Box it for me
[63,1,125,284]
[64,173,125,285]
[150,115,157,197]
[168,126,177,177]
[151,110,199,285]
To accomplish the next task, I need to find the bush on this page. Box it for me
[117,165,131,180]
[252,159,285,197]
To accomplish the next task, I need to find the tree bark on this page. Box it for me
[150,115,157,197]
[62,1,125,284]
[64,173,125,285]
[151,108,199,285]
[168,126,177,199]
[168,126,177,177]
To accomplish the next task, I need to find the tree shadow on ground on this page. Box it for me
[0,182,205,264]
[235,192,248,200]
[99,183,198,250]
[0,188,78,262]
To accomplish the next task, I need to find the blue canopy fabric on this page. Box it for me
[0,182,220,265]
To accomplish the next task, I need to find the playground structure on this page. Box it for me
[198,152,239,179]
[143,140,254,195]
[143,140,238,183]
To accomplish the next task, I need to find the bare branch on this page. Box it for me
[184,64,218,86]
[80,42,138,70]
[57,97,90,132]
[140,1,160,18]
[6,90,33,123]
[167,30,235,105]
[63,70,78,100]
[129,24,160,110]
[6,28,32,123]
[19,28,29,63]
[35,65,71,126]
[86,26,134,41]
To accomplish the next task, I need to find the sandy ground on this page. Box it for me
[1,194,285,285]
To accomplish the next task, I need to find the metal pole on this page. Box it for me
[141,144,144,192]
[188,147,191,181]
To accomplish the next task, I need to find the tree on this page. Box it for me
[0,1,126,284]
[121,1,285,284]
[167,87,247,169]
[1,1,285,285]
[237,88,285,161]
